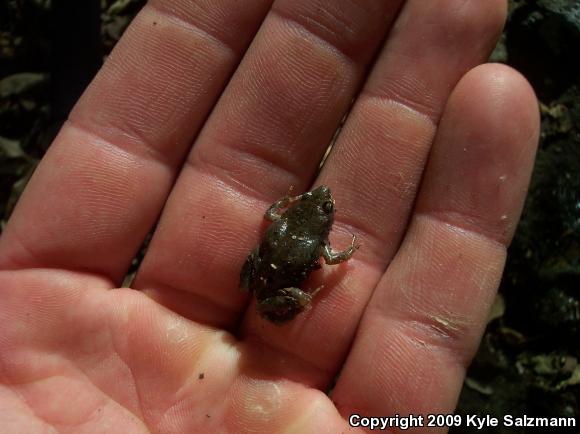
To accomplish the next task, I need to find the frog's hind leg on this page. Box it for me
[257,287,313,324]
[322,235,360,265]
[264,188,310,221]
[240,247,260,291]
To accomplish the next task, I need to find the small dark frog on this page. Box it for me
[240,185,358,324]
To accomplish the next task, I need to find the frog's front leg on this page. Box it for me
[322,235,359,265]
[264,191,301,221]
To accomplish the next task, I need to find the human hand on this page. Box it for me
[0,0,539,432]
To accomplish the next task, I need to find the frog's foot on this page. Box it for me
[322,235,360,265]
[257,287,313,324]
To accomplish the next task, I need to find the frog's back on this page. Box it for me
[260,219,322,271]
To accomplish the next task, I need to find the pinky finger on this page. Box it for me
[332,64,540,418]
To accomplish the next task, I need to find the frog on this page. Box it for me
[240,185,359,324]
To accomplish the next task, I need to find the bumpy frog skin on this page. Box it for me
[240,185,358,324]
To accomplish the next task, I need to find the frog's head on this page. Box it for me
[308,185,334,210]
[298,185,335,235]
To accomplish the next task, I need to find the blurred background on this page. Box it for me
[1,1,578,430]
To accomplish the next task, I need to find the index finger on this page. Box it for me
[0,0,273,283]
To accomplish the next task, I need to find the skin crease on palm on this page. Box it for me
[0,0,540,432]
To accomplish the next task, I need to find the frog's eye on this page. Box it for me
[322,201,334,214]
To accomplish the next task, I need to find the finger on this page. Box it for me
[0,0,273,283]
[332,64,540,416]
[133,0,405,326]
[239,0,506,384]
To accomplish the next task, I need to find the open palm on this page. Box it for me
[0,0,539,432]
